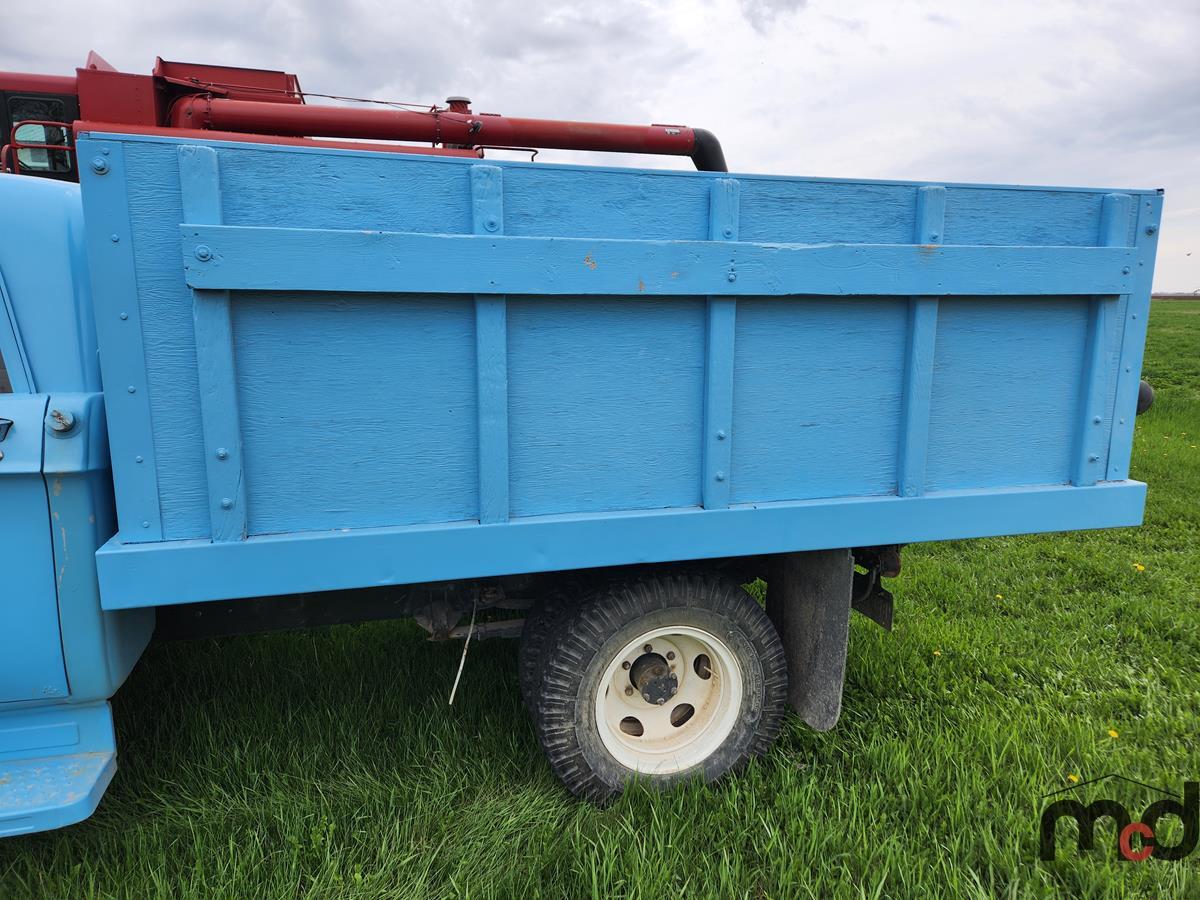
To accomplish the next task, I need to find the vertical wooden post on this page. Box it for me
[178,145,247,542]
[1072,193,1131,486]
[1106,192,1163,481]
[702,178,740,509]
[471,166,510,524]
[896,185,946,498]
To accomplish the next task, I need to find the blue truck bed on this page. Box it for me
[73,131,1161,609]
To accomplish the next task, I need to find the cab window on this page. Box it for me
[8,96,73,174]
[0,350,11,393]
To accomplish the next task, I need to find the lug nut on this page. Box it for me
[656,698,666,705]
[624,686,634,696]
[643,644,653,653]
[622,661,631,670]
[666,651,675,660]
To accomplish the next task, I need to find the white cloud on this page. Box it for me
[3,0,1196,288]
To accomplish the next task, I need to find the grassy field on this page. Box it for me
[2,303,1198,898]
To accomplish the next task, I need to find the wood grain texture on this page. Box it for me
[75,140,165,541]
[181,225,1137,297]
[1107,193,1165,481]
[232,294,479,535]
[1069,193,1131,486]
[178,145,248,541]
[897,186,947,498]
[80,134,1159,553]
[506,298,705,517]
[926,298,1088,491]
[470,165,509,524]
[702,179,739,509]
[730,298,908,503]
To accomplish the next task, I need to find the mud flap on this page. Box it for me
[0,701,117,837]
[766,549,854,732]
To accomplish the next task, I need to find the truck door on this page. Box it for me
[0,379,70,702]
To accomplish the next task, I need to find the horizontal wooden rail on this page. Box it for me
[181,225,1136,297]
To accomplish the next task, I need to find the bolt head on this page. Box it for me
[621,660,631,670]
[45,409,75,433]
[1122,266,1131,275]
[727,272,737,282]
[722,227,733,238]
[484,217,499,232]
[194,245,212,261]
[217,448,229,460]
[1146,225,1157,235]
[666,651,675,660]
[715,471,726,482]
[221,498,233,510]
[90,157,109,175]
[716,429,727,440]
[643,644,653,653]
[624,685,634,696]
[656,698,666,705]
[120,312,129,320]
[110,234,120,243]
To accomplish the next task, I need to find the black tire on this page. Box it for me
[533,573,788,802]
[518,580,582,713]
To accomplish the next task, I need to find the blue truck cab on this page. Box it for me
[0,175,152,835]
[0,126,1163,833]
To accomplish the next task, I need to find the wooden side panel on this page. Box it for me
[90,135,1157,550]
[731,299,908,503]
[506,298,705,517]
[925,297,1089,491]
[231,294,479,535]
[123,144,208,539]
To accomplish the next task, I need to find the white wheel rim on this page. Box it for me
[594,625,743,775]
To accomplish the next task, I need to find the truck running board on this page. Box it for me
[0,702,117,837]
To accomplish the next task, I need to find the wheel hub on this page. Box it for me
[629,652,678,705]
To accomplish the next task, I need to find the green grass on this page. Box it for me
[3,304,1199,899]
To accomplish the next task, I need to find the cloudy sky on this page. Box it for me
[4,0,1197,290]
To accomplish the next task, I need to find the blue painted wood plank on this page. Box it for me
[233,294,479,534]
[94,480,1146,610]
[731,299,907,503]
[1071,193,1132,486]
[897,186,946,498]
[702,178,739,509]
[507,298,704,517]
[470,165,510,524]
[1106,192,1164,481]
[180,225,1137,297]
[926,298,1089,491]
[177,145,247,541]
[75,138,164,541]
